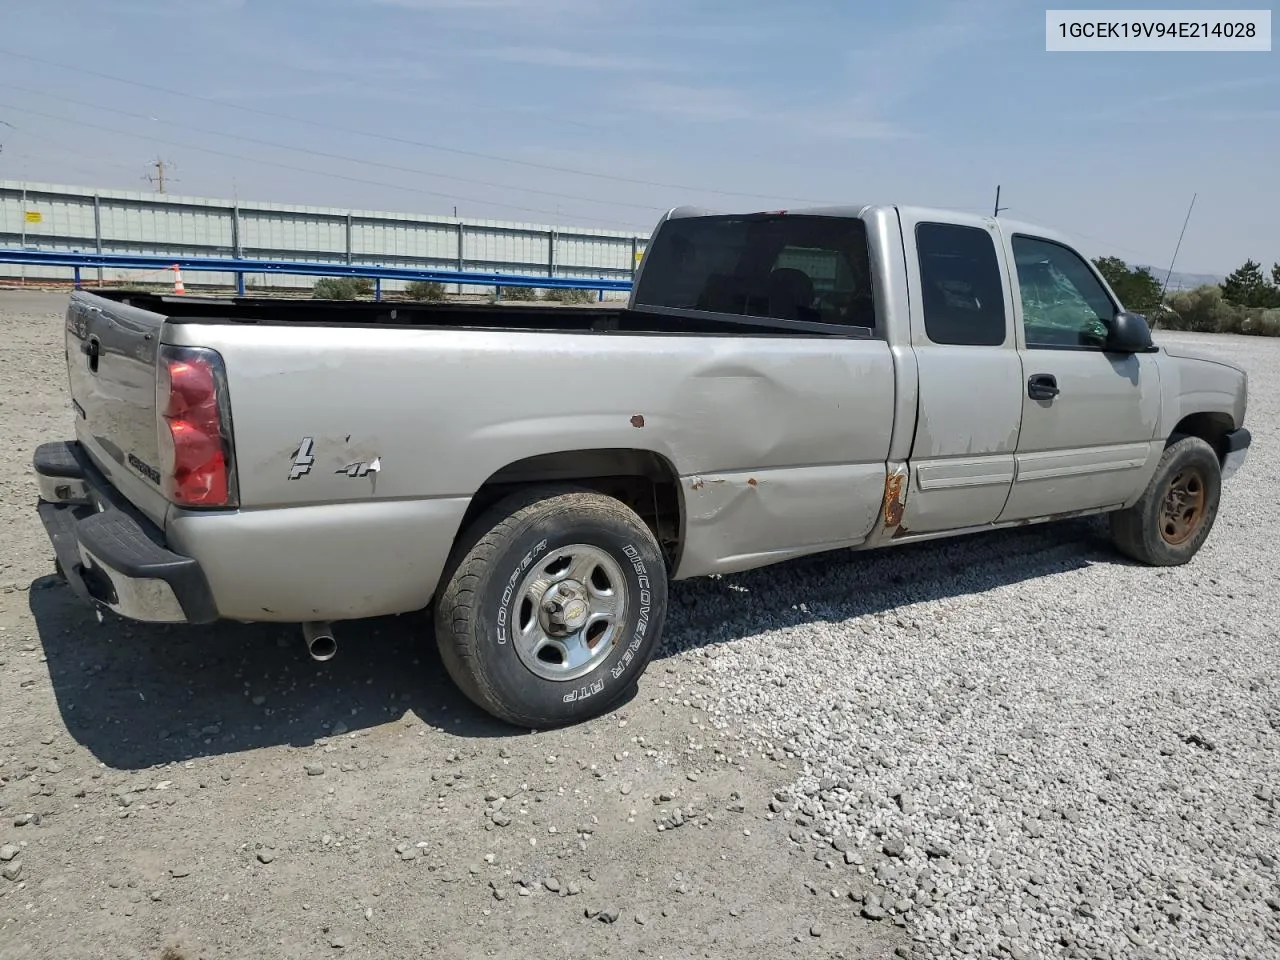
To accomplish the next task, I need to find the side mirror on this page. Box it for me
[1106,310,1154,353]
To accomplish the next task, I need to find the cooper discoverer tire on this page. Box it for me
[433,486,668,728]
[1109,434,1222,566]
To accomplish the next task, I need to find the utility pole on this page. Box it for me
[145,156,175,193]
[993,185,1008,218]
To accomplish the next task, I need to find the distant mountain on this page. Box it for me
[1134,266,1225,292]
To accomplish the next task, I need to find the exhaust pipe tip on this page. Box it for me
[302,621,337,662]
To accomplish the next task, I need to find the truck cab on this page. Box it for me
[630,204,1251,550]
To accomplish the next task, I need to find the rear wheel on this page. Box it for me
[434,486,668,728]
[1109,434,1222,566]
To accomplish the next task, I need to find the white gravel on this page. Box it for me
[4,289,1277,959]
[664,331,1280,959]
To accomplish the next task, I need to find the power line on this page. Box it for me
[0,100,654,229]
[13,87,1166,262]
[0,47,839,206]
[213,52,790,172]
[2,120,138,175]
[0,118,138,183]
[6,82,666,214]
[1008,205,1166,264]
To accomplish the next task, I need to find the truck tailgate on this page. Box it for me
[64,292,171,527]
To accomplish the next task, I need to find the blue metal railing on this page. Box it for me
[0,248,635,300]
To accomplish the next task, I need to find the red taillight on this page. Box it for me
[158,347,236,507]
[164,359,216,418]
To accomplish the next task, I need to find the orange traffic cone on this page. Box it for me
[172,264,186,295]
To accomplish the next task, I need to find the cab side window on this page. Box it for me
[1012,235,1117,349]
[915,222,1007,346]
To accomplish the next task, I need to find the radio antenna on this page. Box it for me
[1161,192,1197,298]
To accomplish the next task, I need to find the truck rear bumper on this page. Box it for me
[1222,426,1251,482]
[33,441,219,624]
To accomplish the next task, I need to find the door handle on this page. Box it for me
[1028,373,1059,401]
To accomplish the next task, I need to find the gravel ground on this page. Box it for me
[1,290,1277,960]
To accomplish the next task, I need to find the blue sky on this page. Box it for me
[0,0,1276,274]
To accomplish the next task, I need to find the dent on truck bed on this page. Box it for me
[679,463,889,576]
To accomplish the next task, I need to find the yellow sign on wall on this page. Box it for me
[24,211,42,224]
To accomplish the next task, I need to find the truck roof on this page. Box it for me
[661,203,1081,253]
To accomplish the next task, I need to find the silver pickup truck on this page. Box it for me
[33,204,1251,727]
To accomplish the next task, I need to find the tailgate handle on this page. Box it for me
[81,336,100,373]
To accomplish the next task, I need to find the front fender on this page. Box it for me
[1155,350,1248,438]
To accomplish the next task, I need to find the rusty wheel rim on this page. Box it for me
[1159,467,1207,546]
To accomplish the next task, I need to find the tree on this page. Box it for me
[1220,259,1280,308]
[1092,256,1163,314]
[1272,262,1280,288]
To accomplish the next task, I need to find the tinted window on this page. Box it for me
[915,222,1006,346]
[633,215,877,329]
[1012,235,1116,348]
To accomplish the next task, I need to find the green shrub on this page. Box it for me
[1163,284,1228,333]
[313,277,373,300]
[1217,305,1248,335]
[1242,308,1280,337]
[496,285,539,301]
[543,287,595,304]
[404,280,447,302]
[1159,284,1280,336]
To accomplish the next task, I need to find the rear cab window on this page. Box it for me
[632,214,878,332]
[914,221,1008,346]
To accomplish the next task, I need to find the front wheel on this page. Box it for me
[433,486,668,728]
[1109,434,1222,566]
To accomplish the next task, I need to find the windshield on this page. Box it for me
[633,214,877,330]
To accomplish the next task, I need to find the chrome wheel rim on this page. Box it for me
[510,544,628,682]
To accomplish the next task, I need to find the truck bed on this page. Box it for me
[57,282,899,624]
[84,289,864,338]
